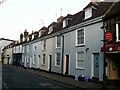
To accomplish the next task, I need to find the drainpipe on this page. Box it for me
[61,34,64,74]
[101,21,107,90]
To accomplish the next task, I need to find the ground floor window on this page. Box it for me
[55,53,61,66]
[76,52,84,69]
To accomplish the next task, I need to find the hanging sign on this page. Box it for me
[106,32,113,42]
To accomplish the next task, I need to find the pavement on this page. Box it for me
[12,65,120,90]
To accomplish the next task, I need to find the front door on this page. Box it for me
[93,53,99,79]
[65,55,69,75]
[49,55,52,72]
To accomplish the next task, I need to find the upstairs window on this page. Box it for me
[116,22,120,42]
[42,40,46,50]
[33,54,36,64]
[85,7,92,19]
[27,45,29,52]
[56,36,61,48]
[48,26,53,34]
[63,18,71,28]
[76,28,85,46]
[32,34,34,40]
[22,46,24,53]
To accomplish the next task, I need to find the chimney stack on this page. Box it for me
[20,33,23,42]
[24,29,29,37]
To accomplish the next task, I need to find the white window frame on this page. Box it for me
[55,53,61,66]
[27,45,29,52]
[22,46,24,53]
[116,22,120,42]
[42,54,45,65]
[33,54,36,64]
[27,55,29,63]
[42,40,46,50]
[85,7,92,19]
[32,34,34,40]
[76,28,85,46]
[56,36,61,48]
[76,51,85,69]
[39,31,41,37]
[48,26,53,34]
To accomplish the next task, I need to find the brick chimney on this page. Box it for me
[24,29,29,37]
[24,29,29,41]
[20,33,23,42]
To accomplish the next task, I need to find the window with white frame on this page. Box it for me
[20,45,22,53]
[42,40,46,50]
[55,53,61,66]
[85,7,92,19]
[33,54,36,64]
[42,54,45,65]
[63,19,67,28]
[27,45,29,52]
[48,26,53,34]
[116,22,120,42]
[27,55,29,63]
[22,46,24,53]
[76,28,85,46]
[76,52,84,69]
[56,36,61,48]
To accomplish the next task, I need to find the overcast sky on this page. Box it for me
[0,0,90,40]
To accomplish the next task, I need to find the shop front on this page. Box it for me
[101,44,120,86]
[101,44,120,80]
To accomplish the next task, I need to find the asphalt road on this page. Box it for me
[2,64,80,90]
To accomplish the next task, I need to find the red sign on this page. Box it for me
[101,44,120,52]
[106,32,113,42]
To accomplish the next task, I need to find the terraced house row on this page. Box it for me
[2,2,120,84]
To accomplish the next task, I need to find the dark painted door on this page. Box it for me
[49,55,52,72]
[65,55,69,75]
[93,53,99,78]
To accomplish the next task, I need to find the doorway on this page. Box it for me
[49,55,52,72]
[65,55,69,75]
[93,53,99,79]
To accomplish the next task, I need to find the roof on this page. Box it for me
[70,2,113,26]
[0,38,15,41]
[103,2,120,19]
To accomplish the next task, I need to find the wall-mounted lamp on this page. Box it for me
[86,48,89,52]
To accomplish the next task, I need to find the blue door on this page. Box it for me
[93,53,99,78]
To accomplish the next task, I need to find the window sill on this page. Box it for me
[76,44,85,47]
[55,65,60,67]
[56,47,61,49]
[75,67,85,70]
[116,40,120,42]
[42,49,46,51]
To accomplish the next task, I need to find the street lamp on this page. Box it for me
[101,22,107,90]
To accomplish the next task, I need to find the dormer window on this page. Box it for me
[27,37,29,41]
[39,30,45,37]
[48,26,53,34]
[85,7,92,19]
[63,19,68,28]
[39,31,41,37]
[63,18,72,28]
[32,34,34,40]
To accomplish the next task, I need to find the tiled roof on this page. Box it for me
[70,2,113,26]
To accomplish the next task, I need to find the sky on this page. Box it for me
[0,0,90,40]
